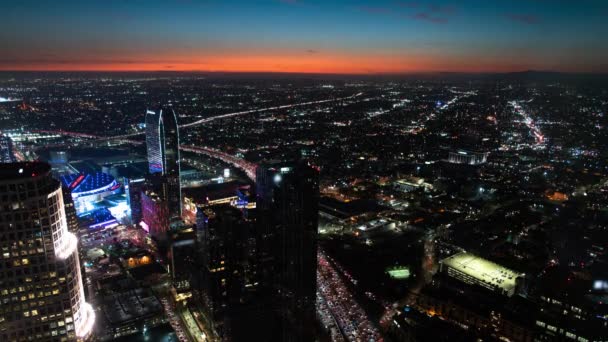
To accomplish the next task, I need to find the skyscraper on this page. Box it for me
[145,107,181,219]
[0,162,95,341]
[195,204,275,341]
[125,177,145,225]
[256,161,320,341]
[140,186,170,239]
[169,226,196,293]
[0,134,16,163]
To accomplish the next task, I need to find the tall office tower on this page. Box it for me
[61,186,79,234]
[0,162,95,341]
[195,205,275,341]
[140,187,170,240]
[125,178,145,225]
[145,107,181,219]
[169,226,196,293]
[0,134,16,163]
[256,161,320,342]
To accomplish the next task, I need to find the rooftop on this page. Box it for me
[441,252,523,293]
[0,162,51,181]
[61,172,118,194]
[101,288,163,326]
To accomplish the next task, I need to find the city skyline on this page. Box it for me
[1,0,607,74]
[0,1,607,341]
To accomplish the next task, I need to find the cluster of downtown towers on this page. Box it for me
[0,106,320,341]
[144,107,320,341]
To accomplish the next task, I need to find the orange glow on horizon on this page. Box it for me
[0,52,561,74]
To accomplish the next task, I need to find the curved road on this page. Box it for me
[99,92,363,141]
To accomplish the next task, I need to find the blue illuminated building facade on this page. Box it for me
[145,107,182,219]
[61,172,122,214]
[145,110,164,174]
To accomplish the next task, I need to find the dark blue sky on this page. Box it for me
[1,0,607,73]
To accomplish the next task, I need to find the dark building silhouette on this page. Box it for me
[195,204,276,341]
[169,226,196,293]
[126,177,145,225]
[256,161,320,342]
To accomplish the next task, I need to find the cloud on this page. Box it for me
[505,14,541,25]
[0,57,141,65]
[396,1,420,9]
[410,12,448,23]
[306,49,319,54]
[378,2,456,24]
[356,6,392,15]
[428,4,456,14]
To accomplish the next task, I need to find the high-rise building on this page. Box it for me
[256,161,320,341]
[0,134,16,163]
[145,107,181,219]
[140,187,170,240]
[195,204,275,341]
[169,226,196,293]
[125,177,145,225]
[0,162,95,341]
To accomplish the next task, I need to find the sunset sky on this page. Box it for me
[1,0,607,74]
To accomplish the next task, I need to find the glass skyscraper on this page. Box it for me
[256,161,320,342]
[145,108,182,218]
[0,162,95,341]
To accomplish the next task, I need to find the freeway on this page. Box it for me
[317,249,383,342]
[180,92,363,128]
[179,145,257,181]
[27,128,259,181]
[99,92,363,141]
[32,92,364,180]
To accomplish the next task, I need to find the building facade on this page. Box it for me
[140,188,170,240]
[169,227,196,293]
[256,161,320,341]
[144,108,181,219]
[0,162,94,341]
[195,204,270,340]
[0,134,16,163]
[447,150,489,165]
[125,178,145,225]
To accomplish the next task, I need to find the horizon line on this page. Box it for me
[0,69,606,76]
